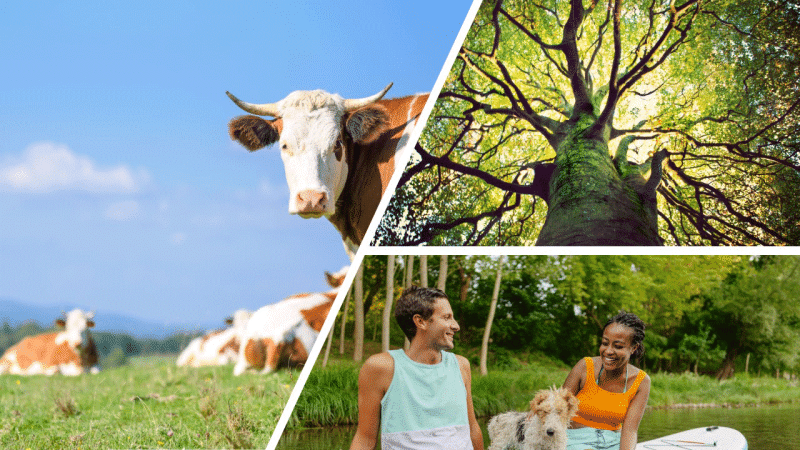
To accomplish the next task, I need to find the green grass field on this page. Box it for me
[0,356,298,449]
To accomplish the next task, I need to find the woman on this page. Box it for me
[562,312,651,450]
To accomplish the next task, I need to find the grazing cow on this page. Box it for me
[227,84,428,259]
[176,309,253,367]
[0,309,99,376]
[233,266,348,375]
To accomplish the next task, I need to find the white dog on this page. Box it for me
[488,387,579,450]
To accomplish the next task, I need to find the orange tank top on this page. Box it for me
[572,357,646,431]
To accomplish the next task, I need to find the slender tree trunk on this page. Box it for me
[438,256,448,291]
[420,255,428,287]
[535,119,664,246]
[401,256,414,350]
[339,288,350,355]
[353,264,364,362]
[382,255,395,352]
[405,255,415,287]
[745,353,750,374]
[480,256,504,376]
[322,318,335,368]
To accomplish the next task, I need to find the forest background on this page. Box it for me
[328,254,800,380]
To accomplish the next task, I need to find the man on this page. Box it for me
[350,286,484,450]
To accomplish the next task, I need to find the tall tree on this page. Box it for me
[705,255,800,379]
[438,255,449,291]
[374,0,800,246]
[480,256,505,375]
[420,255,429,287]
[353,264,365,361]
[382,255,396,352]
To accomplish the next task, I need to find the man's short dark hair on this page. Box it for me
[394,286,449,340]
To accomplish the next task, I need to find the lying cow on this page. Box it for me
[176,309,253,367]
[227,84,428,259]
[233,266,348,375]
[0,309,99,376]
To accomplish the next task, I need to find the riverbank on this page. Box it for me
[290,346,800,428]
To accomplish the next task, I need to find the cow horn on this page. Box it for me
[343,83,393,111]
[226,91,280,117]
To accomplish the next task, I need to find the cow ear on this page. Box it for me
[225,317,234,325]
[55,319,66,328]
[228,115,282,151]
[345,104,390,144]
[86,320,95,328]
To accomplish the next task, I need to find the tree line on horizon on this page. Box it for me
[0,322,201,369]
[326,254,800,380]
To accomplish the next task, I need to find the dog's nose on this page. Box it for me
[547,428,555,436]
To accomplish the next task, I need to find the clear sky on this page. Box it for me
[0,1,471,328]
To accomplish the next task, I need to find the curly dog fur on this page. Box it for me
[488,387,579,450]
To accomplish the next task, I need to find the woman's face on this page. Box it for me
[599,323,638,372]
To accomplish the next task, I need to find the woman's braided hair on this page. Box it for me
[604,311,646,361]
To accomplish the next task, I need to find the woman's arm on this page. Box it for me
[619,372,651,450]
[562,357,587,396]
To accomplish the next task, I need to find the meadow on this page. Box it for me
[291,343,800,428]
[0,355,297,449]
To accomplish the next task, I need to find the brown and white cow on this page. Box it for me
[0,309,99,376]
[227,84,428,259]
[176,309,253,368]
[233,266,348,375]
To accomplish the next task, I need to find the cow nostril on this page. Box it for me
[296,191,328,212]
[547,429,555,436]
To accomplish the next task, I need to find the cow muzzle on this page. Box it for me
[295,190,329,218]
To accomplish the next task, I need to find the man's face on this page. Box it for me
[421,297,460,351]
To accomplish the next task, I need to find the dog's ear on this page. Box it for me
[530,390,549,411]
[562,389,580,416]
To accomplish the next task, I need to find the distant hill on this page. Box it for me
[0,298,219,339]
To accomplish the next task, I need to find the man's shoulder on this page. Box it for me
[361,352,395,376]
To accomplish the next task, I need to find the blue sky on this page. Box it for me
[0,1,472,328]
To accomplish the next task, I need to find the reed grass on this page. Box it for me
[291,344,800,428]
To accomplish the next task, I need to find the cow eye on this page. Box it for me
[334,139,343,161]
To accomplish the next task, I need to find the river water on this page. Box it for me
[276,403,800,449]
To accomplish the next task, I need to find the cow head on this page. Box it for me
[227,84,393,218]
[54,309,95,349]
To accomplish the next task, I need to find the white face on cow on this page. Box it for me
[227,84,392,222]
[55,309,95,348]
[277,91,349,218]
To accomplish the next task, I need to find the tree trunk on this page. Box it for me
[480,256,504,376]
[322,318,335,368]
[745,353,750,374]
[382,255,395,352]
[403,256,413,350]
[353,264,364,362]
[716,345,739,380]
[405,255,415,287]
[437,256,448,291]
[535,118,664,246]
[458,258,472,302]
[339,287,350,355]
[420,255,428,287]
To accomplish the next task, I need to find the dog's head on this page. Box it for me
[528,386,580,424]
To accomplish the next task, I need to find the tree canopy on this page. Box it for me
[374,0,800,246]
[340,255,800,379]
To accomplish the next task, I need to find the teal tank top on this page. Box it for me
[380,349,472,449]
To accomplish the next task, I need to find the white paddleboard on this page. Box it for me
[636,426,747,449]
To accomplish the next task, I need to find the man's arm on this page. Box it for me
[350,353,394,450]
[457,355,485,450]
[620,372,651,450]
